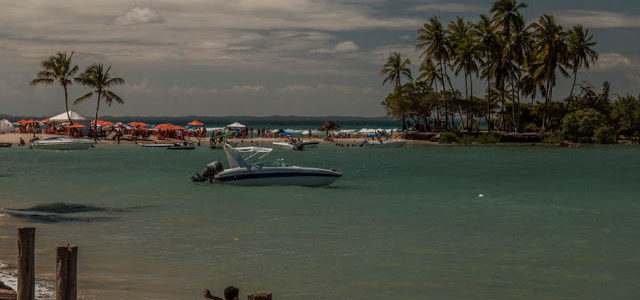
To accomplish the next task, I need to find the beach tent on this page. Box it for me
[0,119,14,134]
[49,111,87,122]
[226,122,246,130]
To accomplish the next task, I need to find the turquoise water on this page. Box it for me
[0,144,639,299]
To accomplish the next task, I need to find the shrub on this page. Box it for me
[458,135,475,144]
[543,131,565,144]
[594,126,618,144]
[562,109,604,142]
[438,132,458,144]
[476,134,499,144]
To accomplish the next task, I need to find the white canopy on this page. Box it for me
[0,119,13,134]
[226,122,246,129]
[49,111,87,122]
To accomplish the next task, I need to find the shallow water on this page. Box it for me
[0,144,639,299]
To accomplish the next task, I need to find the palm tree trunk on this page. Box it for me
[486,78,491,132]
[439,60,448,130]
[511,78,516,132]
[464,70,469,131]
[569,67,578,99]
[63,85,73,125]
[470,73,474,132]
[94,93,101,140]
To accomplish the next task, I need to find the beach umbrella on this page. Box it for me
[171,125,186,131]
[280,132,293,136]
[40,118,50,123]
[188,120,204,126]
[69,123,85,128]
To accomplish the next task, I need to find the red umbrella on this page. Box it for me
[69,124,85,128]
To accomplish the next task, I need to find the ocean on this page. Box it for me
[0,143,639,299]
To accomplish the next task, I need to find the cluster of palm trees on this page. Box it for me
[30,51,125,135]
[381,0,598,133]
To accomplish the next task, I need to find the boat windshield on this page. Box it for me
[234,146,273,161]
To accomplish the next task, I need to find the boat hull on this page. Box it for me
[31,139,94,150]
[214,168,342,187]
[140,144,173,148]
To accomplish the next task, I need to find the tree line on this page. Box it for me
[380,0,640,143]
[30,51,125,135]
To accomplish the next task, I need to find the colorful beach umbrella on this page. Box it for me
[69,123,85,128]
[187,120,205,126]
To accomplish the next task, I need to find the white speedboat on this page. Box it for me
[30,137,94,150]
[272,141,304,150]
[192,144,341,186]
[361,140,407,148]
[140,143,174,148]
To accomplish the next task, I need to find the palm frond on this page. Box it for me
[73,92,93,105]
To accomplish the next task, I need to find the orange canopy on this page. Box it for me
[187,120,204,126]
[69,123,85,128]
[40,118,50,123]
[155,123,185,130]
[91,119,115,126]
[128,121,150,127]
[15,119,36,125]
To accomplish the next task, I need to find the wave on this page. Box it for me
[0,268,55,300]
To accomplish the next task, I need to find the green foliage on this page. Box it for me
[458,135,475,144]
[475,134,499,144]
[543,131,565,144]
[561,108,603,142]
[611,95,640,136]
[439,132,458,144]
[594,126,617,144]
[523,123,538,132]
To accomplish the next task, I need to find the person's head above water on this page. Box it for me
[224,286,239,300]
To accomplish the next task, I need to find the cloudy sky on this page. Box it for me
[1,0,639,117]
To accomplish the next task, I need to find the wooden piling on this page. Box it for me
[17,227,35,300]
[56,245,77,300]
[248,291,272,300]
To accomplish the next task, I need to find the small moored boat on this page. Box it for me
[192,144,342,186]
[0,143,11,148]
[167,142,196,150]
[30,137,94,150]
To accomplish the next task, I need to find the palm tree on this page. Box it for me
[381,52,413,130]
[418,59,444,128]
[531,14,569,130]
[476,15,499,131]
[491,0,527,131]
[30,51,79,125]
[74,64,125,137]
[490,0,528,45]
[567,25,598,99]
[417,17,452,129]
[450,18,481,131]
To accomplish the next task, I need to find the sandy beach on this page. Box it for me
[0,133,434,146]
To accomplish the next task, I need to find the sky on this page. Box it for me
[1,0,639,117]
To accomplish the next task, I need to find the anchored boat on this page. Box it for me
[30,137,94,150]
[192,144,341,186]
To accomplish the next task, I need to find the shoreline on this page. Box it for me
[1,132,636,147]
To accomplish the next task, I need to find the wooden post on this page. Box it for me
[17,227,35,300]
[248,291,272,300]
[56,245,77,300]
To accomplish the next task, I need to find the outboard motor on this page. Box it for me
[191,161,224,182]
